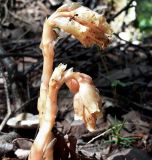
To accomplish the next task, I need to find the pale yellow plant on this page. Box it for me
[29,3,112,160]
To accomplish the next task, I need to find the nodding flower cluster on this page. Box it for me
[29,3,112,160]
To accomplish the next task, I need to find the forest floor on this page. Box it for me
[0,0,152,160]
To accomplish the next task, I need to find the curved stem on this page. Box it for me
[29,16,57,160]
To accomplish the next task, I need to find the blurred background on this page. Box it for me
[0,0,152,159]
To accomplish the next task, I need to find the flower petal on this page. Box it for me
[83,107,96,132]
[73,80,102,132]
[73,92,96,131]
[73,92,83,120]
[79,82,102,116]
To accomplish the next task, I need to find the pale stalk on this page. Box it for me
[38,19,56,126]
[29,18,57,160]
[29,81,58,160]
[29,65,66,160]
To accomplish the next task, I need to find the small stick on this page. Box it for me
[0,65,11,131]
[108,0,134,22]
[80,124,124,149]
[85,128,112,145]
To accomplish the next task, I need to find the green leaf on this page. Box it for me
[111,80,127,88]
[136,0,152,32]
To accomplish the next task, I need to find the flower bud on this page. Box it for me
[50,63,67,82]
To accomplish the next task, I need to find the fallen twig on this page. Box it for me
[108,0,135,22]
[0,52,42,58]
[0,65,11,131]
[0,44,17,79]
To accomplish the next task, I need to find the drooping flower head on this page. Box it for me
[48,3,112,48]
[64,70,102,132]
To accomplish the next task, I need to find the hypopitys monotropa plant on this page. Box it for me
[28,3,112,160]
